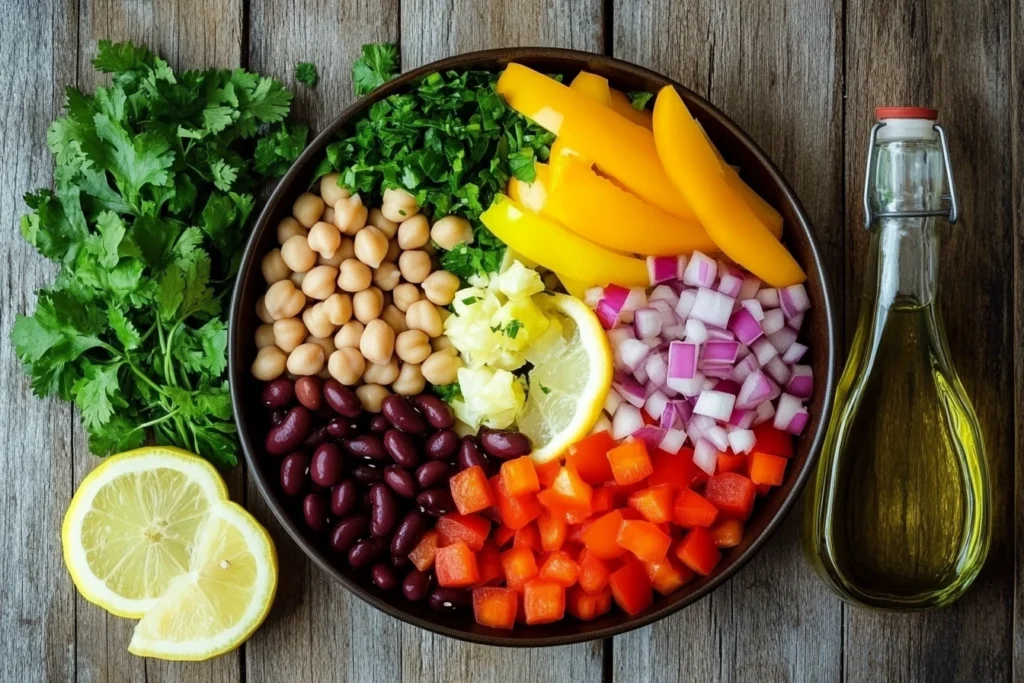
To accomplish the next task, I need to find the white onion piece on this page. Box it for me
[738,276,761,301]
[645,352,668,387]
[683,251,717,288]
[779,284,810,318]
[604,389,623,415]
[675,290,697,321]
[782,343,808,364]
[751,337,779,366]
[740,298,765,321]
[761,308,785,335]
[648,299,679,328]
[690,288,736,328]
[728,408,756,429]
[693,390,736,421]
[622,287,648,313]
[684,319,708,344]
[633,308,663,339]
[705,425,729,451]
[768,326,799,354]
[634,363,649,384]
[662,323,687,340]
[667,371,705,397]
[755,288,780,308]
[773,393,804,433]
[660,429,687,454]
[612,403,644,440]
[737,369,780,409]
[753,400,776,426]
[728,428,756,454]
[585,286,604,308]
[644,391,670,421]
[788,312,805,331]
[618,338,652,371]
[649,284,680,308]
[591,413,613,435]
[606,326,635,346]
[693,439,718,475]
[614,374,647,407]
[764,356,792,385]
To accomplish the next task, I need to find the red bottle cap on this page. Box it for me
[875,106,938,121]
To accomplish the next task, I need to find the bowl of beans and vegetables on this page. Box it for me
[229,48,835,646]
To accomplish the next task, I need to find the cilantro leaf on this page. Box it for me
[352,43,400,96]
[295,62,319,87]
[628,91,654,110]
[433,382,462,403]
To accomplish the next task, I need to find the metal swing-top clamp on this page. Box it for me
[861,121,960,229]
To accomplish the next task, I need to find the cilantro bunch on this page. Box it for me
[10,41,307,467]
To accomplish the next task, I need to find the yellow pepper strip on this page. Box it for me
[497,64,697,223]
[481,195,649,288]
[558,275,590,299]
[652,86,806,287]
[609,88,653,129]
[508,162,550,212]
[569,72,612,107]
[545,152,717,256]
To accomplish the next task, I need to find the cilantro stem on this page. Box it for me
[130,407,181,432]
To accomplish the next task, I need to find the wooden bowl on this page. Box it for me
[229,47,837,646]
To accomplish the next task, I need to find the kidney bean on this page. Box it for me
[391,554,411,569]
[344,434,388,461]
[302,493,330,532]
[352,465,382,485]
[362,489,373,507]
[326,418,353,439]
[369,414,392,433]
[349,537,387,568]
[383,429,419,468]
[429,588,470,613]
[415,461,450,490]
[329,514,369,553]
[270,409,287,426]
[324,379,362,418]
[262,378,294,409]
[411,394,454,429]
[381,395,427,434]
[479,428,531,460]
[390,509,426,557]
[402,569,433,602]
[310,482,327,494]
[310,443,344,488]
[266,406,313,456]
[371,563,400,591]
[369,483,398,537]
[330,479,359,517]
[280,452,309,496]
[455,436,488,471]
[294,376,323,410]
[303,425,330,448]
[383,466,417,498]
[423,429,458,461]
[416,488,455,517]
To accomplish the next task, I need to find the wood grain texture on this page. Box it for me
[1015,0,1024,678]
[843,1,1014,682]
[611,1,844,679]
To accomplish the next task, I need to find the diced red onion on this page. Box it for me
[642,337,661,349]
[788,409,809,435]
[788,312,805,331]
[693,390,736,421]
[740,299,765,321]
[585,287,604,308]
[667,371,705,397]
[761,309,785,335]
[648,299,679,328]
[613,373,647,408]
[649,284,680,308]
[786,364,813,399]
[645,352,668,387]
[768,326,799,354]
[684,319,708,344]
[705,425,729,451]
[702,365,733,379]
[782,343,808,364]
[644,391,669,421]
[667,341,698,380]
[736,369,781,409]
[728,408,756,429]
[604,389,623,415]
[662,323,687,339]
[607,326,635,346]
[728,308,764,345]
[779,284,810,318]
[773,393,807,434]
[693,439,718,475]
[764,356,792,384]
[704,326,735,341]
[683,251,717,288]
[713,378,741,395]
[596,301,620,330]
[727,428,756,454]
[612,403,644,440]
[729,354,759,383]
[753,400,776,426]
[738,276,762,301]
[633,426,668,451]
[701,340,740,365]
[755,287,780,308]
[751,337,779,366]
[675,290,696,321]
[661,399,692,429]
[659,429,687,454]
[617,338,651,371]
[718,272,743,298]
[633,363,649,384]
[623,287,648,313]
[690,288,736,328]
[647,256,686,284]
[633,308,663,339]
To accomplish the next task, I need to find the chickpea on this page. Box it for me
[277,216,307,244]
[431,215,474,251]
[265,280,306,320]
[252,346,287,380]
[421,350,463,385]
[356,383,390,413]
[421,242,437,256]
[353,287,384,324]
[334,320,365,349]
[437,306,451,325]
[256,296,275,324]
[392,283,421,312]
[273,317,308,353]
[302,303,336,339]
[398,250,432,284]
[384,239,401,263]
[367,208,399,239]
[300,265,338,300]
[322,205,335,225]
[406,300,443,338]
[333,195,368,236]
[307,221,342,259]
[287,342,325,376]
[360,319,396,365]
[372,262,401,292]
[363,357,400,385]
[292,192,325,228]
[381,187,418,223]
[353,226,389,268]
[431,334,455,354]
[380,304,408,334]
[397,214,430,250]
[319,172,350,207]
[421,270,460,306]
[289,270,306,287]
[318,237,355,267]
[322,293,353,325]
[281,234,317,272]
[254,323,276,349]
[395,330,431,364]
[337,258,372,292]
[261,249,291,284]
[328,347,365,385]
[305,334,336,360]
[392,363,425,396]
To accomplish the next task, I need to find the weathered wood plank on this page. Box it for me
[843,1,1014,682]
[611,1,845,681]
[0,1,78,682]
[1014,0,1024,679]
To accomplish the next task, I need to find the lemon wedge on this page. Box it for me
[517,294,613,462]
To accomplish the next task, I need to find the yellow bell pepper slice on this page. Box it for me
[481,195,649,288]
[652,86,805,287]
[558,275,590,300]
[545,152,716,256]
[569,72,612,107]
[508,162,550,212]
[609,89,653,130]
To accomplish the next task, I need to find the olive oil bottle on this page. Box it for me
[804,108,990,610]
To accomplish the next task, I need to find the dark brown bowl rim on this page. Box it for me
[229,46,837,647]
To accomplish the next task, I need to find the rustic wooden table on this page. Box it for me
[1,0,1021,681]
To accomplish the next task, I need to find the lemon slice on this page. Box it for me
[128,501,277,661]
[62,447,230,618]
[517,294,613,462]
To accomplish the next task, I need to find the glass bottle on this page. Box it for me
[804,107,990,610]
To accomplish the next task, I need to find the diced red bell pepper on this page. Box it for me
[473,587,518,629]
[535,459,561,488]
[437,513,491,551]
[616,519,671,563]
[514,522,542,552]
[490,474,543,530]
[709,519,744,548]
[674,527,721,576]
[493,524,516,547]
[567,586,612,621]
[704,472,757,520]
[566,430,616,484]
[539,550,580,587]
[539,465,594,518]
[582,510,626,559]
[628,485,674,523]
[644,558,694,594]
[648,447,696,488]
[408,529,439,571]
[501,546,539,591]
[752,423,793,457]
[537,511,567,552]
[717,451,748,474]
[607,440,654,485]
[756,483,772,496]
[748,451,787,486]
[475,542,504,586]
[523,579,566,625]
[592,487,614,514]
[606,481,647,507]
[577,548,611,594]
[567,522,588,544]
[450,465,495,515]
[500,456,541,496]
[609,557,653,616]
[672,488,719,528]
[435,541,480,587]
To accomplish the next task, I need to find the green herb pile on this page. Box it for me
[11,41,306,467]
[316,43,556,281]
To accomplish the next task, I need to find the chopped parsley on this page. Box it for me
[295,61,319,87]
[628,91,654,110]
[491,319,524,339]
[539,384,552,395]
[352,43,400,96]
[460,296,479,306]
[433,382,462,403]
